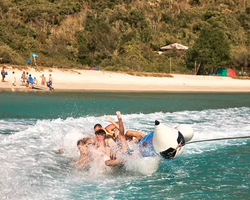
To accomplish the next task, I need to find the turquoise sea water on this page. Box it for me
[0,91,250,200]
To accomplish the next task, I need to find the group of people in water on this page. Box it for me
[70,111,145,169]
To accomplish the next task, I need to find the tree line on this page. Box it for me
[0,0,249,75]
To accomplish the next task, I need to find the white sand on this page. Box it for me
[1,67,250,92]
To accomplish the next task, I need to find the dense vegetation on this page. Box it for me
[0,0,250,75]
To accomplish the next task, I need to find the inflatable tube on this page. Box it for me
[138,132,158,157]
[175,124,194,142]
[138,120,194,159]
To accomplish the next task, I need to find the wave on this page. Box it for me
[0,107,249,199]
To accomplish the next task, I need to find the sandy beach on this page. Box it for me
[0,67,250,92]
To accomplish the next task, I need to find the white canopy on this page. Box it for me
[160,43,189,50]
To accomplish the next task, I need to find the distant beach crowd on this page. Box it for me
[1,66,53,90]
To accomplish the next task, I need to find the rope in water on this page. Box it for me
[186,136,250,145]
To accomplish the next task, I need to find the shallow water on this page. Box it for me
[0,92,249,199]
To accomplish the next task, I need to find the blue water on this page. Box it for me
[0,91,249,199]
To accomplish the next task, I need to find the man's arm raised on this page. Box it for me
[105,116,119,132]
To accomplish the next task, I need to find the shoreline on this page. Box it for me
[1,67,250,93]
[1,87,250,93]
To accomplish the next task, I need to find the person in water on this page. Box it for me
[93,112,145,163]
[71,137,93,169]
[94,116,145,144]
[105,116,145,144]
[71,111,143,168]
[71,131,112,169]
[58,124,110,155]
[94,122,118,141]
[92,112,128,166]
[76,130,113,169]
[94,121,124,159]
[104,111,131,166]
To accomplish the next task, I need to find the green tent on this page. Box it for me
[216,68,236,77]
[216,68,228,77]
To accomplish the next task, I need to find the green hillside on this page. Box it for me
[0,0,249,74]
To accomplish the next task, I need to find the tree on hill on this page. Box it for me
[185,27,230,75]
[0,0,249,73]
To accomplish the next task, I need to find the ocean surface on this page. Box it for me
[0,91,249,200]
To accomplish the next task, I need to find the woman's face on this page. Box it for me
[77,144,83,151]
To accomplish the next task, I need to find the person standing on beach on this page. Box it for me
[49,74,53,82]
[1,67,5,82]
[40,74,46,85]
[33,77,37,85]
[28,74,33,88]
[12,71,16,86]
[47,74,54,90]
[25,72,29,86]
[21,71,26,85]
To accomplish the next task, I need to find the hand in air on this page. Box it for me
[105,116,112,122]
[116,111,121,119]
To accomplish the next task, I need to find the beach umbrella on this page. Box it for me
[32,53,38,58]
[31,53,38,66]
[160,43,188,74]
[160,43,189,50]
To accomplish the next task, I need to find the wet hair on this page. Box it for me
[77,139,84,146]
[82,137,91,144]
[94,124,102,130]
[77,137,91,146]
[95,129,106,135]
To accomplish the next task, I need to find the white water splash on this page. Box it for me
[0,107,250,199]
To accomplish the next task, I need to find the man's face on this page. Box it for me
[96,134,105,142]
